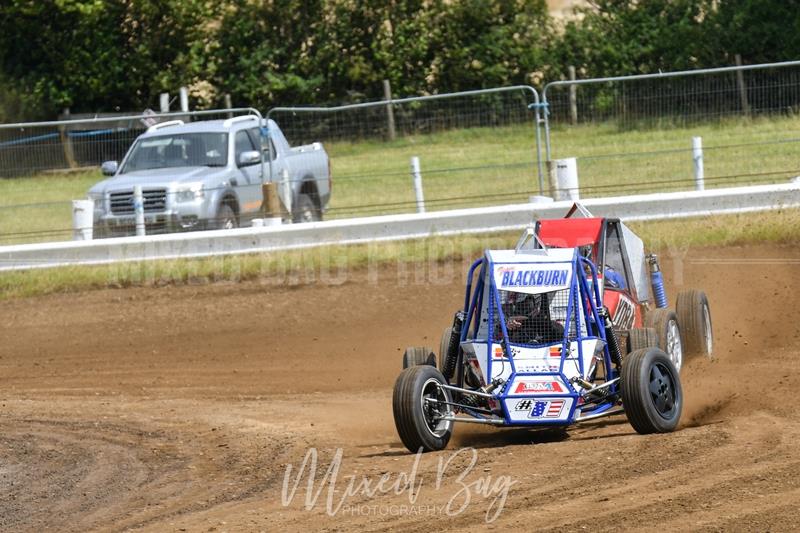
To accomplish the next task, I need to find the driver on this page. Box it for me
[604,265,627,289]
[499,291,564,345]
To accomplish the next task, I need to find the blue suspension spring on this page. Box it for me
[651,270,668,308]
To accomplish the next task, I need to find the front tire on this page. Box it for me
[214,203,238,230]
[676,289,713,359]
[645,309,683,371]
[393,365,453,452]
[622,347,683,434]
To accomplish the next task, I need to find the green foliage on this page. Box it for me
[708,0,800,65]
[2,0,800,118]
[1,0,555,116]
[213,0,554,107]
[0,0,218,117]
[553,0,715,80]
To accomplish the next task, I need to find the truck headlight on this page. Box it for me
[176,184,204,202]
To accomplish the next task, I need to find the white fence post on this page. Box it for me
[555,157,580,201]
[71,199,94,240]
[179,87,189,113]
[692,136,704,191]
[159,93,170,113]
[410,156,425,213]
[134,185,146,236]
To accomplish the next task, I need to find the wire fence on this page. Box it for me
[268,86,544,220]
[542,60,800,197]
[3,61,800,246]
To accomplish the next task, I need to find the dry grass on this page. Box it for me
[1,208,797,301]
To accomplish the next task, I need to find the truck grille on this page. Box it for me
[109,189,167,215]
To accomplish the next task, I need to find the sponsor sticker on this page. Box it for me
[498,268,569,289]
[529,399,566,419]
[515,363,560,373]
[612,294,636,330]
[514,399,533,411]
[513,381,563,394]
[549,345,562,358]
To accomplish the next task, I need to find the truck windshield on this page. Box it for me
[121,132,228,173]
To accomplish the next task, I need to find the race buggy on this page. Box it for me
[392,205,713,452]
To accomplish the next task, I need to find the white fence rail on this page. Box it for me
[0,181,798,271]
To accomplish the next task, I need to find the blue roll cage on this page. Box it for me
[458,250,621,425]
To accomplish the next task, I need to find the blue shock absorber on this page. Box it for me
[647,254,668,308]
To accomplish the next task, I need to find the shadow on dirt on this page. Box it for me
[453,426,571,449]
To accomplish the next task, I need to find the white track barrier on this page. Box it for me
[1,181,799,271]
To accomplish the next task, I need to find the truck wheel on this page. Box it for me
[644,309,683,372]
[626,327,658,354]
[293,194,321,223]
[402,347,436,369]
[439,326,459,381]
[393,365,453,452]
[214,203,238,230]
[676,289,713,359]
[621,347,682,434]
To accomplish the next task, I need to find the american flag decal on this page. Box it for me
[529,399,565,419]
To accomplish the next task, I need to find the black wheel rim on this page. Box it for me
[420,378,451,437]
[648,362,677,419]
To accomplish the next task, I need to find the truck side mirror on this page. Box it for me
[238,150,261,167]
[101,161,118,176]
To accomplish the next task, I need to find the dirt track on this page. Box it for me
[1,243,799,532]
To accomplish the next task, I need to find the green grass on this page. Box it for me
[1,208,798,301]
[0,170,101,243]
[550,114,800,194]
[2,114,800,244]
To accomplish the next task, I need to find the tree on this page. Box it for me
[0,0,216,118]
[708,0,800,65]
[552,0,716,80]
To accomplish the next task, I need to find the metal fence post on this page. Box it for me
[692,136,704,191]
[134,185,146,236]
[410,156,425,213]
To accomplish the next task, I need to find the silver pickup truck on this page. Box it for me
[89,115,330,236]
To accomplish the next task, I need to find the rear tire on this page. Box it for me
[621,347,683,434]
[402,347,436,369]
[439,326,459,381]
[644,309,683,372]
[626,327,658,354]
[293,194,321,223]
[676,289,713,359]
[393,365,453,452]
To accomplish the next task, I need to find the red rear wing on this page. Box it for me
[537,218,604,248]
